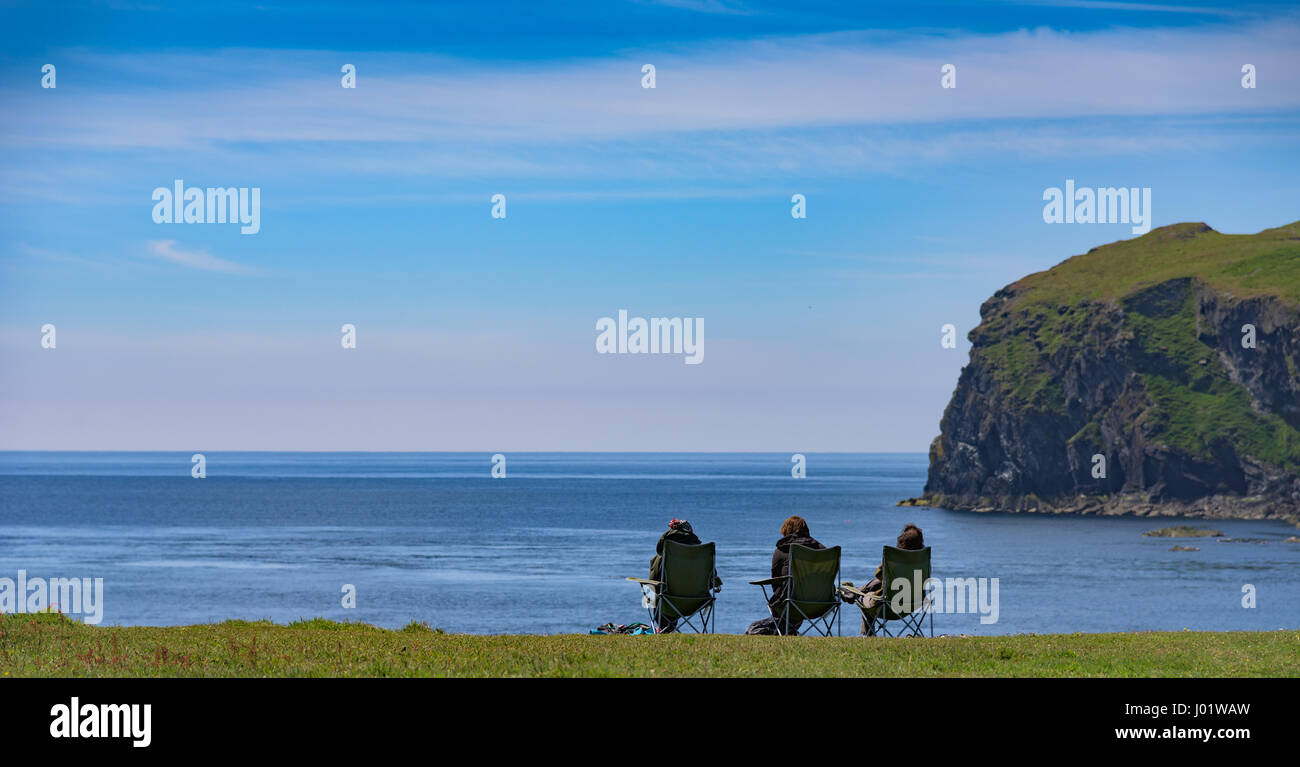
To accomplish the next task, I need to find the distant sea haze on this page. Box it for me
[1,452,1296,635]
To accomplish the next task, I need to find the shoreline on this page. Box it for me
[899,494,1300,527]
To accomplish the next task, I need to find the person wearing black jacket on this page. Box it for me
[746,515,825,635]
[647,518,721,632]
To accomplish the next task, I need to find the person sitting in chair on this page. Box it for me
[745,515,825,635]
[648,518,721,632]
[841,523,925,635]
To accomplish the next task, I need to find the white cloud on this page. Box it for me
[146,240,255,275]
[0,15,1295,208]
[638,0,757,15]
[2,17,1297,154]
[1004,1,1242,15]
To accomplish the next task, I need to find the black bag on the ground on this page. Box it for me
[745,617,780,635]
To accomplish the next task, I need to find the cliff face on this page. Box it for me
[920,221,1300,523]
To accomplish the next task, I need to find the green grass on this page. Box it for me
[1119,283,1300,471]
[2,614,1296,677]
[1013,221,1300,307]
[981,221,1300,395]
[970,221,1300,475]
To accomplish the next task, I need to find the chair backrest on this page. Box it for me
[658,540,716,619]
[879,545,931,619]
[787,544,841,620]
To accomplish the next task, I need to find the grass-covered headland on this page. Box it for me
[920,220,1300,521]
[2,613,1296,677]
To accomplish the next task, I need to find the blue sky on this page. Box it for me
[1,1,1298,450]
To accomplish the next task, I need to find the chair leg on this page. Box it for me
[656,596,677,634]
[892,610,930,638]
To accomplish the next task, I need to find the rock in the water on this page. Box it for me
[1142,526,1223,538]
[1168,545,1200,552]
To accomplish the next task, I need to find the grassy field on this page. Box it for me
[2,613,1297,677]
[1011,220,1300,307]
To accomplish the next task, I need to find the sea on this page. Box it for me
[1,451,1296,635]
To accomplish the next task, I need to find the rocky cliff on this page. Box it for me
[912,221,1300,524]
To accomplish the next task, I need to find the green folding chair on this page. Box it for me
[843,545,932,637]
[626,540,719,634]
[750,544,841,636]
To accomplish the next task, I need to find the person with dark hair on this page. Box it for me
[647,518,721,632]
[841,523,926,635]
[745,515,826,635]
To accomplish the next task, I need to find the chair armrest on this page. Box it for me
[839,584,869,598]
[626,577,662,586]
[749,577,784,586]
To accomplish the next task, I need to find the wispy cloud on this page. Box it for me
[3,17,1297,153]
[636,0,757,15]
[146,240,254,275]
[0,14,1295,209]
[1004,0,1244,15]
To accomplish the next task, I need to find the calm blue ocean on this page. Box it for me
[1,452,1296,635]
